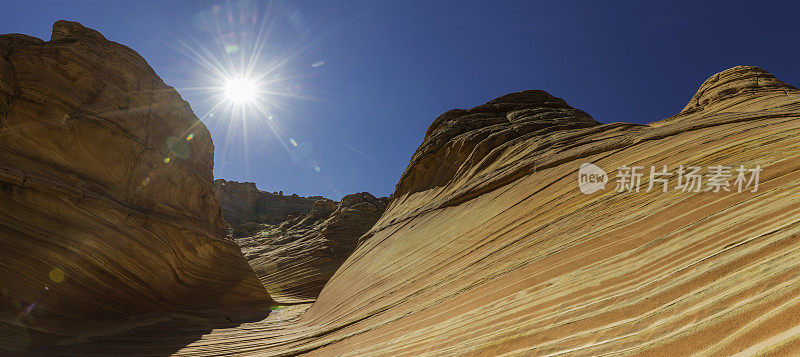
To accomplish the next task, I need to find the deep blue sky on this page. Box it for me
[3,1,799,199]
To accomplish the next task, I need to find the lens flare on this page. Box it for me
[49,268,65,283]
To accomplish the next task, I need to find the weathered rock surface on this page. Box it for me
[102,65,800,356]
[393,89,599,199]
[0,21,271,352]
[8,33,800,356]
[234,192,389,303]
[212,179,389,303]
[212,179,322,226]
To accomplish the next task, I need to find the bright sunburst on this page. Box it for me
[166,1,333,184]
[223,76,259,104]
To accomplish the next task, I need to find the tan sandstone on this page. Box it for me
[157,65,800,356]
[0,21,271,353]
[234,192,389,303]
[6,21,800,357]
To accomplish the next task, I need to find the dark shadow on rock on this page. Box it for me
[20,307,270,357]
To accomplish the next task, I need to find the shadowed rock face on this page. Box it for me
[0,21,270,350]
[212,179,322,226]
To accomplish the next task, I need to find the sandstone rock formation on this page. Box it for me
[0,21,271,352]
[134,65,800,356]
[212,179,322,226]
[234,192,389,302]
[6,23,800,355]
[392,89,599,200]
[212,179,389,303]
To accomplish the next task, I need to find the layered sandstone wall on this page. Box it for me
[0,21,271,348]
[212,179,389,302]
[162,66,800,356]
[8,22,800,355]
[234,192,389,302]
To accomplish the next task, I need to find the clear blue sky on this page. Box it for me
[3,1,799,199]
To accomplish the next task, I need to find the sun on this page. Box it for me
[223,76,259,104]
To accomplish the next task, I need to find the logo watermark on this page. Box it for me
[578,164,762,194]
[578,163,608,194]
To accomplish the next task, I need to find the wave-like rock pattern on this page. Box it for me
[393,90,599,200]
[235,193,389,303]
[0,21,270,352]
[211,178,389,303]
[129,65,800,356]
[7,28,800,355]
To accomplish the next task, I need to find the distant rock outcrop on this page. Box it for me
[0,21,270,349]
[213,179,389,302]
[212,179,322,226]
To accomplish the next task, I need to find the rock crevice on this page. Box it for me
[214,180,389,302]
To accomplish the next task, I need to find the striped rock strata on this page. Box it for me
[0,21,271,353]
[14,56,800,354]
[146,65,800,356]
[211,178,389,303]
[234,192,388,303]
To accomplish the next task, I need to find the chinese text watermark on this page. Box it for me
[578,164,762,194]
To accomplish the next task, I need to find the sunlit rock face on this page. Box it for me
[677,65,798,117]
[393,90,599,199]
[155,66,800,355]
[0,20,270,349]
[381,90,606,228]
[212,179,322,226]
